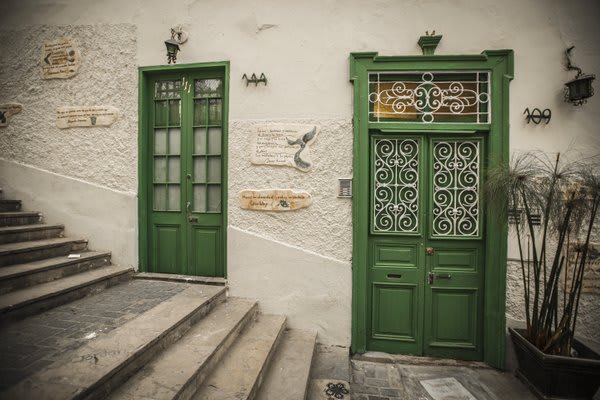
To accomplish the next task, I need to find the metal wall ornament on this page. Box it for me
[369,71,491,123]
[373,138,420,233]
[242,73,267,86]
[564,46,595,106]
[432,140,480,237]
[523,108,551,124]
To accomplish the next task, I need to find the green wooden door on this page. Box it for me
[368,134,484,360]
[350,51,513,368]
[143,68,227,277]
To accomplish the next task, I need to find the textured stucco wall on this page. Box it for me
[0,24,138,193]
[227,119,353,345]
[228,119,353,262]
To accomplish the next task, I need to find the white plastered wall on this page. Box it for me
[0,0,599,347]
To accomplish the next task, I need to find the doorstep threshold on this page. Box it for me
[353,352,489,369]
[134,272,227,286]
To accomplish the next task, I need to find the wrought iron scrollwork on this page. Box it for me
[373,138,420,233]
[369,71,490,123]
[432,140,480,237]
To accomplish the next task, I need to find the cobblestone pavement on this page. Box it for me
[350,360,537,400]
[0,280,189,391]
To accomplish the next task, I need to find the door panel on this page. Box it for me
[146,71,226,277]
[367,134,484,360]
[372,283,417,340]
[189,226,221,276]
[154,225,182,274]
[429,288,477,345]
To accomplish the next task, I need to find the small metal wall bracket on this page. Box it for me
[242,73,267,86]
[338,178,353,198]
[524,108,551,124]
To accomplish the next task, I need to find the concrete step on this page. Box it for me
[0,251,112,295]
[0,223,64,244]
[1,284,227,400]
[134,271,227,286]
[111,297,258,400]
[0,264,133,323]
[191,314,287,400]
[0,237,88,267]
[0,200,21,212]
[0,211,42,227]
[255,329,317,400]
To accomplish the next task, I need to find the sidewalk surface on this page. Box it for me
[309,345,538,400]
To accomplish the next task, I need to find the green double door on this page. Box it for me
[368,134,484,360]
[143,69,226,277]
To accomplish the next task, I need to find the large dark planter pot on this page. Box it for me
[509,328,600,400]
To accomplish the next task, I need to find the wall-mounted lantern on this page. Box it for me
[564,46,595,106]
[164,26,188,64]
[164,36,180,64]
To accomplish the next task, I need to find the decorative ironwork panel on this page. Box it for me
[369,72,490,123]
[373,138,420,233]
[432,140,480,237]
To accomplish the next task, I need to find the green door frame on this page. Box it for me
[138,61,230,277]
[349,51,514,368]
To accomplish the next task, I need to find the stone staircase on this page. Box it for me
[0,193,318,399]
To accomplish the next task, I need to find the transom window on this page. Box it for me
[368,71,490,124]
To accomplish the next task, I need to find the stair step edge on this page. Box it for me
[0,264,132,313]
[0,211,41,217]
[192,314,287,400]
[0,284,227,400]
[0,224,64,233]
[255,329,318,400]
[0,251,112,281]
[0,238,88,256]
[111,298,259,400]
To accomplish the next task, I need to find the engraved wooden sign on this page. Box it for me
[0,103,23,128]
[56,106,119,128]
[240,189,312,211]
[251,124,319,171]
[41,38,81,79]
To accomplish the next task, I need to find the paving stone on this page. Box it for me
[0,279,189,391]
[311,344,351,381]
[365,378,390,387]
[351,383,380,395]
[309,379,352,400]
[349,359,538,400]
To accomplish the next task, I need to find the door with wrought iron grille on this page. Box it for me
[368,134,484,360]
[144,70,226,277]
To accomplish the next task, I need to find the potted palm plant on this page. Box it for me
[487,152,600,400]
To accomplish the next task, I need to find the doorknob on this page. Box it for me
[426,247,434,256]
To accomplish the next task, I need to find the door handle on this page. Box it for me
[186,201,191,212]
[428,272,452,284]
[188,216,198,223]
[425,247,434,256]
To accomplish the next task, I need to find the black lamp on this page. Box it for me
[165,29,181,64]
[564,46,595,106]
